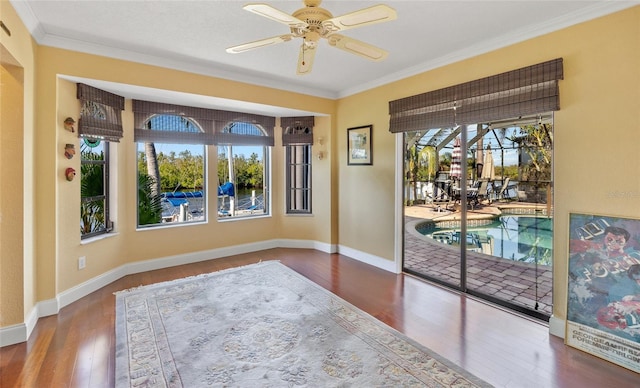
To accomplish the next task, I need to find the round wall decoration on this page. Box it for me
[84,138,101,148]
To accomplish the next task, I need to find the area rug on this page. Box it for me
[115,261,492,387]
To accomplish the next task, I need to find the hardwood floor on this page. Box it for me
[1,248,638,387]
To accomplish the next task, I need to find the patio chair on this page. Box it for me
[494,177,513,201]
[468,179,489,209]
[432,196,455,212]
[431,181,454,212]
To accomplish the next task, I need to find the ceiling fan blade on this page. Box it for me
[243,3,308,28]
[296,44,317,75]
[327,34,388,61]
[226,35,294,54]
[322,5,397,33]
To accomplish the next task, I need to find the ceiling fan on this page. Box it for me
[226,0,397,75]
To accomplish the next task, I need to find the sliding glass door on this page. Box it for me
[402,115,554,319]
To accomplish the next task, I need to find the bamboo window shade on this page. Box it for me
[132,100,275,146]
[281,116,315,146]
[77,83,125,142]
[388,58,563,133]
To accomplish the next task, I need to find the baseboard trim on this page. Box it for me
[1,240,559,346]
[0,323,27,348]
[1,239,336,346]
[548,315,566,339]
[337,245,397,273]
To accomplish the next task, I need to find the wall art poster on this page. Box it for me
[347,125,372,165]
[566,213,640,373]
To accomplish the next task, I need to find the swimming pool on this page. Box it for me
[417,215,553,265]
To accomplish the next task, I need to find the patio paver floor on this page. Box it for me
[403,202,553,317]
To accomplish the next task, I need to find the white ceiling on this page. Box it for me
[9,0,638,115]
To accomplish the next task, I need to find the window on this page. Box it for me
[132,99,276,222]
[136,115,206,227]
[281,116,315,214]
[286,145,312,213]
[77,82,124,239]
[80,137,111,238]
[217,123,270,219]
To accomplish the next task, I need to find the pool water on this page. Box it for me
[419,215,553,265]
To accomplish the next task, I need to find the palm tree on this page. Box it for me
[144,119,161,196]
[138,172,163,225]
[142,116,196,196]
[405,143,420,205]
[144,142,161,195]
[80,142,105,235]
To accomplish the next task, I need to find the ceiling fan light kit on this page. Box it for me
[226,0,397,75]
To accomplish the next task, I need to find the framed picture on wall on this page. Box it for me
[347,125,372,165]
[566,212,640,373]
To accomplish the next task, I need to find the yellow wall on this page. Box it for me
[277,115,335,243]
[36,46,336,295]
[337,6,640,321]
[2,0,639,336]
[336,90,397,260]
[0,62,24,326]
[1,1,36,327]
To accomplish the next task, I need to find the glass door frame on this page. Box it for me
[399,118,554,321]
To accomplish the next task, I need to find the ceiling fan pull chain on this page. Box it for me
[302,37,306,65]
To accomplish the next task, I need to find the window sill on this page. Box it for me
[136,219,207,231]
[81,231,119,245]
[217,213,272,223]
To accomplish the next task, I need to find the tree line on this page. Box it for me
[217,150,264,190]
[137,149,263,192]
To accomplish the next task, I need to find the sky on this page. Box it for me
[143,115,263,159]
[140,143,262,160]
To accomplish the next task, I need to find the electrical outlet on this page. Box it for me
[78,256,86,270]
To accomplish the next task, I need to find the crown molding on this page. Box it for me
[10,0,639,100]
[337,1,639,98]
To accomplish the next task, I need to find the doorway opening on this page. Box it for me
[402,114,553,320]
